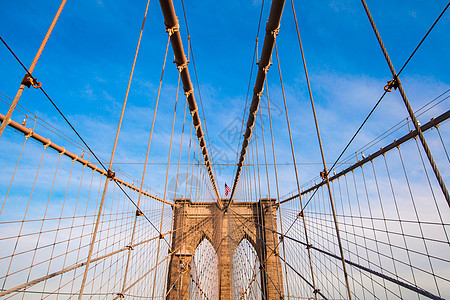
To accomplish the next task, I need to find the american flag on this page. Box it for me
[225,183,231,196]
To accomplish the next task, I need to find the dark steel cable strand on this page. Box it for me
[281,108,450,213]
[263,71,291,295]
[227,212,288,299]
[275,37,319,297]
[397,1,450,77]
[229,207,444,300]
[0,0,67,139]
[290,1,352,295]
[228,208,329,300]
[283,1,450,211]
[360,0,450,207]
[0,36,170,248]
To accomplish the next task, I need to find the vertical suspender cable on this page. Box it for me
[274,38,318,299]
[264,78,290,296]
[151,72,181,298]
[78,2,160,297]
[117,0,153,293]
[289,1,352,297]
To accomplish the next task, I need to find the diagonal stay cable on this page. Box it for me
[397,1,450,77]
[228,207,328,299]
[229,206,444,300]
[328,0,450,177]
[283,1,450,213]
[0,35,170,247]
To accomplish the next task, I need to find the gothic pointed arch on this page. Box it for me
[231,237,263,300]
[189,238,219,299]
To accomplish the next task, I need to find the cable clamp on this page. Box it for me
[262,64,271,74]
[43,139,51,148]
[433,120,438,129]
[297,211,304,218]
[125,245,133,251]
[136,209,144,217]
[320,170,328,180]
[313,289,321,294]
[176,61,189,72]
[184,89,194,98]
[21,73,41,89]
[279,235,284,242]
[256,91,263,99]
[270,27,280,37]
[384,77,399,92]
[107,169,115,180]
[166,24,179,37]
[24,130,34,139]
[306,243,312,249]
[72,155,78,162]
[116,293,125,298]
[59,148,66,156]
[159,233,164,239]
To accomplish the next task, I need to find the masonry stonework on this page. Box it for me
[166,199,284,299]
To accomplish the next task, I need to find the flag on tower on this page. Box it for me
[225,183,231,196]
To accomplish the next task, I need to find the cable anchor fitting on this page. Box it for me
[107,169,115,181]
[176,61,189,72]
[24,130,34,140]
[43,139,51,149]
[21,73,41,89]
[166,25,179,37]
[261,62,272,74]
[384,77,399,92]
[269,26,280,37]
[184,89,194,98]
[256,90,264,99]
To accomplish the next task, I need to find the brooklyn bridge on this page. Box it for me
[0,0,449,299]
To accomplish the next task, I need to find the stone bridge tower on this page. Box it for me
[166,198,284,299]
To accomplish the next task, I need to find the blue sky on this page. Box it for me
[1,0,449,199]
